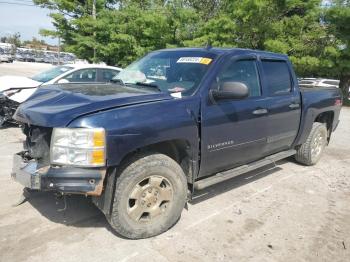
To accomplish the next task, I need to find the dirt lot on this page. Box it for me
[0,62,349,262]
[0,61,52,77]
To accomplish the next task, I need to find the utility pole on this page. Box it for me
[92,0,96,62]
[92,0,96,19]
[58,36,61,65]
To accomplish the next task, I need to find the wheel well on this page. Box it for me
[120,139,193,182]
[314,111,334,140]
[140,140,189,162]
[314,111,334,131]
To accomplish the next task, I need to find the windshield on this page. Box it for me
[31,66,73,83]
[114,50,217,96]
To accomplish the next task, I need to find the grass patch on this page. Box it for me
[343,99,350,107]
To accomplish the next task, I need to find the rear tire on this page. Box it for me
[295,122,328,166]
[108,153,187,239]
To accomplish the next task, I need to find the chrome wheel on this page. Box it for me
[127,175,173,223]
[311,131,326,159]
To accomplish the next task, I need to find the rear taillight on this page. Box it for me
[335,99,342,106]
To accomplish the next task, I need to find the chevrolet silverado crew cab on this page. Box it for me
[11,48,342,239]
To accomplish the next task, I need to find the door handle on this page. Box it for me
[252,108,268,115]
[289,103,300,109]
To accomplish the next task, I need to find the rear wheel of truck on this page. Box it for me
[109,153,187,239]
[295,122,328,166]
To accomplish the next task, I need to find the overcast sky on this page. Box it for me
[0,1,57,45]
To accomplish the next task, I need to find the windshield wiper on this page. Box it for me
[132,82,162,92]
[111,79,161,92]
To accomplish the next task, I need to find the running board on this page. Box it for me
[194,149,296,190]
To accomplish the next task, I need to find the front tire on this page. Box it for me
[108,153,187,239]
[295,122,328,166]
[0,116,6,127]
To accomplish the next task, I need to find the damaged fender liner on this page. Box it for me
[11,152,106,196]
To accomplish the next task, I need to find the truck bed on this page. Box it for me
[293,86,342,147]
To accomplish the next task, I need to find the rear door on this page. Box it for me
[260,59,301,154]
[199,56,268,177]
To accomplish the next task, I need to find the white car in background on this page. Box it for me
[316,79,340,88]
[0,64,122,126]
[0,52,14,63]
[0,64,122,103]
[298,78,340,89]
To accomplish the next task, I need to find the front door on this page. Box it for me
[199,56,268,178]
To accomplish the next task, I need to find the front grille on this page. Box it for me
[22,124,52,166]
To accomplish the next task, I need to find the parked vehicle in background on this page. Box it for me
[0,43,15,63]
[10,47,342,239]
[23,51,35,62]
[0,64,122,126]
[0,49,14,63]
[317,79,340,88]
[43,53,56,64]
[299,78,340,88]
[14,53,25,61]
[14,48,76,64]
[60,53,76,64]
[34,52,45,63]
[298,78,317,88]
[0,54,13,63]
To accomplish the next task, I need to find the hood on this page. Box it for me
[0,75,42,92]
[7,88,38,103]
[14,83,173,127]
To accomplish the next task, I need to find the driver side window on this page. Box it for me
[217,59,261,97]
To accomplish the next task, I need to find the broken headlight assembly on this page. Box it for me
[2,89,21,97]
[50,128,106,167]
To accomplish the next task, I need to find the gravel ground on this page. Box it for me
[0,63,349,262]
[0,61,52,77]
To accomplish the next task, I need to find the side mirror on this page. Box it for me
[210,81,249,101]
[57,79,69,84]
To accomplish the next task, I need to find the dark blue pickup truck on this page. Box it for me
[11,47,342,239]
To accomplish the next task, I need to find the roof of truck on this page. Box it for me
[62,63,122,71]
[156,47,288,59]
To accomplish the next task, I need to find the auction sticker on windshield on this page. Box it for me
[177,57,212,65]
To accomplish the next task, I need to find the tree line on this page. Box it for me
[30,0,350,96]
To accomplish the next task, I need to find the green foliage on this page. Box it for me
[187,0,339,78]
[185,0,223,21]
[22,37,48,47]
[34,0,200,66]
[325,1,350,96]
[34,0,350,97]
[0,32,22,47]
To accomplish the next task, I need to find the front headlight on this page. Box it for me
[50,128,106,167]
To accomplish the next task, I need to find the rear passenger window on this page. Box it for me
[262,60,292,95]
[63,69,97,83]
[218,59,261,97]
[100,69,120,81]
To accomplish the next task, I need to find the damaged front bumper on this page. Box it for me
[11,152,106,196]
[0,95,19,126]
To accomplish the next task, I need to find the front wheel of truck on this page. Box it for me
[295,122,328,166]
[108,153,187,239]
